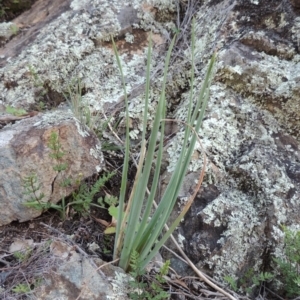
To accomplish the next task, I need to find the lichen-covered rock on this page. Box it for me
[0,109,104,225]
[0,0,168,117]
[163,0,300,293]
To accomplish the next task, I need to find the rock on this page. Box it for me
[3,239,130,300]
[163,0,300,293]
[0,109,104,226]
[35,240,131,300]
[0,0,165,117]
[0,0,72,65]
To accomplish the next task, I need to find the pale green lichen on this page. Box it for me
[0,1,138,108]
[125,32,135,43]
[177,233,185,249]
[90,145,104,172]
[107,271,133,300]
[199,190,263,281]
[291,17,300,48]
[33,109,74,128]
[0,22,18,39]
[217,46,300,137]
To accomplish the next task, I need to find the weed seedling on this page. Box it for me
[274,226,300,297]
[22,173,45,204]
[69,172,115,216]
[23,132,68,217]
[6,105,27,116]
[12,283,31,294]
[13,249,32,262]
[129,250,170,300]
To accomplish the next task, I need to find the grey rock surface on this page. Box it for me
[24,239,130,300]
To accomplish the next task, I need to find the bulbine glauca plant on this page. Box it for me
[112,18,216,273]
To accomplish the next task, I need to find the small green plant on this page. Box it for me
[12,283,31,294]
[22,175,65,215]
[225,270,274,295]
[23,132,67,216]
[48,131,68,172]
[0,7,7,18]
[48,131,68,217]
[5,105,27,116]
[22,173,45,205]
[9,23,19,35]
[102,235,114,254]
[37,101,46,111]
[13,249,32,262]
[63,79,97,129]
[224,275,238,292]
[23,132,68,217]
[252,272,274,287]
[273,226,300,297]
[69,172,116,215]
[23,133,115,219]
[129,251,170,300]
[147,261,170,300]
[98,194,118,208]
[28,65,48,101]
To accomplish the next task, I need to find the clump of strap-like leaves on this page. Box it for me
[112,19,216,272]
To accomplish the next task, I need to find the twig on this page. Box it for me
[162,244,188,265]
[171,290,206,300]
[264,286,285,300]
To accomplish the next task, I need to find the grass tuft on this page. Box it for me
[112,18,216,272]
